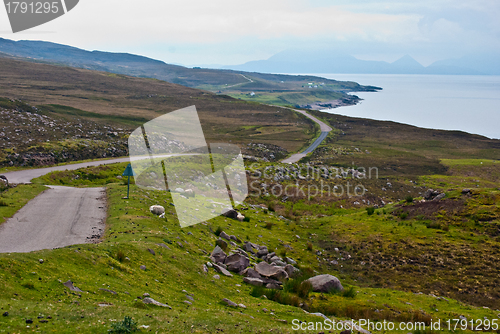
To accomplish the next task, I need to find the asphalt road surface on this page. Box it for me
[0,186,106,253]
[282,108,332,163]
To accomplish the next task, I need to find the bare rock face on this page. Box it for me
[149,205,165,215]
[211,246,227,264]
[305,274,344,293]
[224,253,250,273]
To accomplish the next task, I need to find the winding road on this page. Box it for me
[282,108,332,163]
[0,106,329,253]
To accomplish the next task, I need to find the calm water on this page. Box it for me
[314,74,500,139]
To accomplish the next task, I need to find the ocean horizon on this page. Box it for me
[306,73,500,140]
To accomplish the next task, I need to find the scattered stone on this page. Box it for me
[149,205,165,216]
[2,312,8,317]
[143,293,150,297]
[244,243,254,253]
[26,319,33,324]
[433,193,446,201]
[305,274,344,293]
[38,259,44,264]
[183,301,192,305]
[140,265,147,271]
[213,274,220,280]
[99,288,117,295]
[238,303,246,308]
[221,298,238,307]
[143,297,172,309]
[156,243,171,250]
[462,188,472,195]
[62,280,83,292]
[176,242,183,248]
[219,231,231,240]
[202,264,208,273]
[186,295,194,301]
[213,263,233,277]
[147,248,156,255]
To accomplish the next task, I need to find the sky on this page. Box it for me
[0,0,499,66]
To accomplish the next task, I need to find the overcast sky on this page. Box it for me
[1,0,499,66]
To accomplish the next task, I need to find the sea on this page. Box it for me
[311,74,500,140]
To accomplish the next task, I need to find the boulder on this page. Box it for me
[222,209,238,219]
[462,188,472,195]
[63,280,83,292]
[255,261,282,278]
[243,277,265,286]
[219,231,231,240]
[305,274,344,293]
[244,243,255,254]
[143,297,172,309]
[213,263,233,277]
[211,246,227,264]
[237,213,245,221]
[221,298,238,307]
[149,205,165,215]
[423,189,440,200]
[224,253,250,272]
[241,267,262,278]
[284,264,299,277]
[433,193,446,201]
[266,282,282,290]
[256,248,268,258]
[270,269,288,281]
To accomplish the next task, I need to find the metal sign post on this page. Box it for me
[122,164,136,199]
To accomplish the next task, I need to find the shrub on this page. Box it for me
[366,207,375,215]
[405,195,414,203]
[21,281,35,289]
[215,239,228,251]
[342,286,357,298]
[214,226,223,236]
[116,250,126,262]
[268,202,275,212]
[0,200,8,207]
[109,316,138,333]
[243,216,251,222]
[399,212,408,220]
[263,209,268,214]
[306,242,313,251]
[265,222,273,229]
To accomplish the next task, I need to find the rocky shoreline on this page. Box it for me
[300,95,361,111]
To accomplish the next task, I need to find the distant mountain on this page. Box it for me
[225,49,498,75]
[0,38,376,91]
[428,53,500,75]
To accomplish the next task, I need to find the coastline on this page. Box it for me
[300,95,361,111]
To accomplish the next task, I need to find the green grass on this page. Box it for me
[0,184,48,224]
[1,159,499,332]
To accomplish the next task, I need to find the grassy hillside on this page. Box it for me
[0,38,380,108]
[0,57,319,167]
[0,160,499,333]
